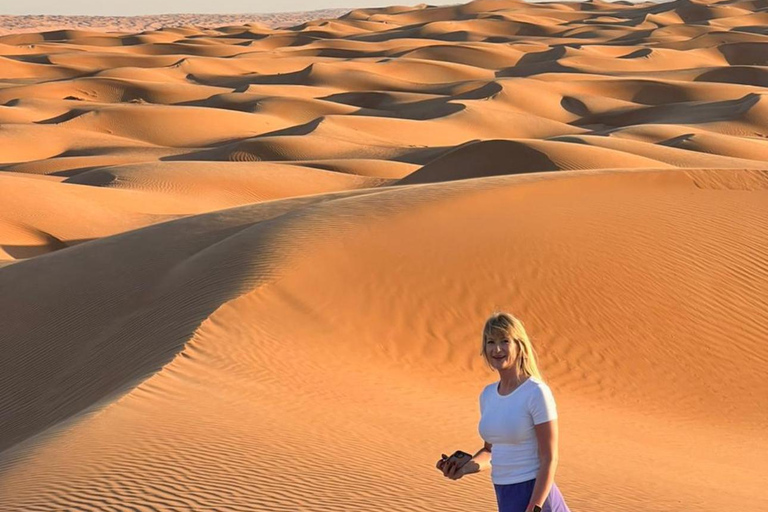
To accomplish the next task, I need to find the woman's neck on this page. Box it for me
[498,369,528,387]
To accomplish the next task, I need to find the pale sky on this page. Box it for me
[1,0,462,16]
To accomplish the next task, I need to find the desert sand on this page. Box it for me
[0,0,766,510]
[0,9,352,34]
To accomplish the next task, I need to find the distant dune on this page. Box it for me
[0,0,766,511]
[0,8,353,33]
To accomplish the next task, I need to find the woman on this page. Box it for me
[436,312,571,512]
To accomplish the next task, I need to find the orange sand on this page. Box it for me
[0,0,766,510]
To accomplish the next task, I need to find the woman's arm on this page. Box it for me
[467,441,493,474]
[526,419,559,512]
[449,441,492,479]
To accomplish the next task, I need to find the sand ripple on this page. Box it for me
[1,0,767,510]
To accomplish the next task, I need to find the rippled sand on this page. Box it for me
[0,0,766,510]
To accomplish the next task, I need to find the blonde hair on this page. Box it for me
[480,312,543,381]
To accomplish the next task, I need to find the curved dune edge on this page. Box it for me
[1,167,767,511]
[395,138,672,185]
[0,186,385,453]
[0,0,767,509]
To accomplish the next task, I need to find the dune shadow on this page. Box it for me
[48,165,116,178]
[396,139,560,185]
[694,66,768,87]
[548,135,591,145]
[658,133,696,148]
[496,46,578,78]
[256,118,325,138]
[173,92,260,111]
[40,30,74,42]
[4,54,52,64]
[321,90,475,121]
[61,168,119,185]
[453,81,503,100]
[352,101,466,121]
[607,28,656,45]
[35,109,89,125]
[577,93,762,128]
[496,60,576,78]
[729,25,768,36]
[581,16,650,27]
[619,48,652,59]
[314,48,388,58]
[188,64,314,88]
[321,91,401,109]
[561,96,590,117]
[218,31,270,41]
[1,235,95,259]
[718,43,768,66]
[120,36,145,46]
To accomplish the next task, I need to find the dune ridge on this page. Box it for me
[0,0,766,510]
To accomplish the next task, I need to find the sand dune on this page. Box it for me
[0,0,766,510]
[0,10,351,35]
[396,139,672,184]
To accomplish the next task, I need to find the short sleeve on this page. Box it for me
[529,383,558,425]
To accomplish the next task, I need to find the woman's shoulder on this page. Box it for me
[526,376,554,393]
[526,377,557,402]
[481,381,498,395]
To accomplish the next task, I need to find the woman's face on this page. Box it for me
[485,330,519,370]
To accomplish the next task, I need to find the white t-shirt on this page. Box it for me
[478,376,558,485]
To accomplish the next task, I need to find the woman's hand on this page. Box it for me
[435,453,450,474]
[436,452,476,480]
[449,458,480,480]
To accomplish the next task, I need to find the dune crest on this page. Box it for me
[0,0,766,511]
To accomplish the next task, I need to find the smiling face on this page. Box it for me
[484,328,520,371]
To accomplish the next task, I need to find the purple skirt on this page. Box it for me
[493,479,571,512]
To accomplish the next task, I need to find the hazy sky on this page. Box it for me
[1,0,461,16]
